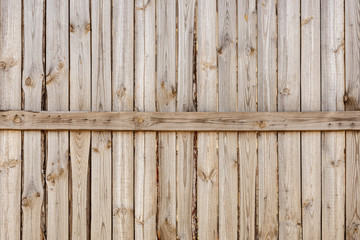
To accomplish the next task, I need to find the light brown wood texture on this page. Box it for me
[321,0,345,239]
[238,0,257,239]
[177,0,196,239]
[156,0,176,239]
[345,0,360,239]
[218,0,237,239]
[134,1,157,239]
[21,0,44,240]
[46,0,69,239]
[278,1,301,239]
[197,1,218,240]
[0,1,21,239]
[257,0,278,238]
[112,1,134,239]
[301,0,321,239]
[69,0,91,238]
[91,0,112,239]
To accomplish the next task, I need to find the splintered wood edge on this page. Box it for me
[0,110,359,131]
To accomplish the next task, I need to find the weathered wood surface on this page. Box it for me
[69,0,91,238]
[46,0,69,239]
[321,0,345,239]
[0,1,21,239]
[345,0,360,239]
[134,0,157,239]
[91,0,112,239]
[301,0,321,239]
[112,1,134,239]
[3,111,360,131]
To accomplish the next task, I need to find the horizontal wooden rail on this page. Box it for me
[0,110,359,131]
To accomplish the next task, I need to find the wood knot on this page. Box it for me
[0,57,18,70]
[70,24,75,33]
[22,191,41,208]
[13,115,22,124]
[25,77,32,86]
[258,121,266,128]
[134,117,144,124]
[85,23,91,33]
[197,169,218,183]
[46,168,65,184]
[116,87,127,98]
[281,88,290,96]
[107,140,112,148]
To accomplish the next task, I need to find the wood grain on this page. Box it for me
[345,0,360,239]
[218,0,237,239]
[238,0,257,238]
[156,0,177,239]
[134,0,157,239]
[257,0,278,238]
[91,0,112,239]
[197,1,218,239]
[301,0,321,239]
[278,0,301,239]
[0,1,21,239]
[21,0,44,239]
[69,0,91,238]
[321,0,345,239]
[112,0,134,239]
[177,0,196,238]
[46,0,69,238]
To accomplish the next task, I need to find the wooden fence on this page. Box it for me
[0,0,359,239]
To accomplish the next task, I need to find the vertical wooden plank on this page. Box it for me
[156,0,177,239]
[257,0,278,239]
[177,0,196,239]
[112,1,134,239]
[46,0,69,239]
[0,0,21,239]
[277,1,301,239]
[345,0,360,239]
[321,0,345,239]
[238,0,257,239]
[69,0,91,238]
[197,0,218,239]
[91,0,112,239]
[301,0,321,239]
[218,0,237,239]
[22,0,44,239]
[134,0,157,239]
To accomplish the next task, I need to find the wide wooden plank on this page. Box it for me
[0,1,21,239]
[21,0,44,240]
[46,0,69,239]
[69,0,91,238]
[134,0,157,239]
[238,0,257,238]
[177,0,196,239]
[156,0,176,239]
[321,0,345,239]
[345,0,360,238]
[91,0,112,239]
[197,1,218,239]
[4,110,360,131]
[257,0,278,238]
[218,0,237,239]
[301,0,321,239]
[277,1,301,239]
[112,1,134,239]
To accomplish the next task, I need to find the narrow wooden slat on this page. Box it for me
[0,1,21,239]
[257,0,278,238]
[301,0,321,239]
[197,1,218,239]
[156,0,176,239]
[22,0,44,239]
[177,0,196,238]
[345,0,360,238]
[69,0,91,238]
[238,0,257,238]
[218,0,237,239]
[46,0,69,239]
[112,1,134,239]
[277,1,301,239]
[134,1,157,239]
[91,0,112,239]
[321,0,345,239]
